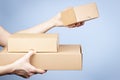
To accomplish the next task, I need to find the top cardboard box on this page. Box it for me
[8,33,58,53]
[61,3,99,26]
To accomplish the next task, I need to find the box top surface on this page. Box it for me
[58,45,81,54]
[6,45,82,55]
[10,33,58,38]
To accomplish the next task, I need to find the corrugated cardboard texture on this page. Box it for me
[61,8,77,26]
[61,3,99,25]
[74,3,99,22]
[8,33,58,53]
[0,45,82,70]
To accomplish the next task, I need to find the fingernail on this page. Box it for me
[45,70,47,72]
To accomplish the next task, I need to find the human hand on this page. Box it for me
[67,22,84,28]
[54,13,85,28]
[10,49,47,78]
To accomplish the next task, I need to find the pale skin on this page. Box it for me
[0,13,84,78]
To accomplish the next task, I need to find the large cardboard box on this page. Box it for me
[0,45,82,70]
[8,33,58,53]
[61,3,99,25]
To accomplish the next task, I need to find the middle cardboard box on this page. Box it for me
[8,33,58,53]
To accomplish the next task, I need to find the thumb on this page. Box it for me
[23,49,36,62]
[35,69,47,74]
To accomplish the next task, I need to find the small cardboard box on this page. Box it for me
[61,3,99,25]
[8,33,58,53]
[0,45,82,70]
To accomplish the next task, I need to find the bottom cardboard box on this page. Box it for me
[0,45,82,70]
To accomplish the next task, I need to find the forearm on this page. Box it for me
[0,17,57,47]
[0,26,11,47]
[0,49,13,75]
[17,16,59,34]
[0,17,56,46]
[0,64,13,75]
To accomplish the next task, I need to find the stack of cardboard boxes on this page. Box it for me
[0,3,99,70]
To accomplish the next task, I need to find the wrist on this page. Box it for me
[0,64,14,75]
[7,64,15,74]
[51,13,64,27]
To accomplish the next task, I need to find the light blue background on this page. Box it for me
[0,0,120,80]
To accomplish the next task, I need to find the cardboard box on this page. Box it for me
[8,33,58,53]
[0,45,82,70]
[61,3,99,25]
